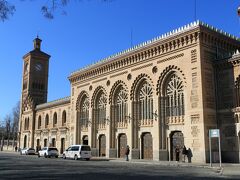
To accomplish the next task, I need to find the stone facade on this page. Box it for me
[18,21,240,163]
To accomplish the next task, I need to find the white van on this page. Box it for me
[62,145,91,160]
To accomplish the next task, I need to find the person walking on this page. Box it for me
[187,148,193,163]
[175,145,180,162]
[182,145,187,162]
[125,145,130,161]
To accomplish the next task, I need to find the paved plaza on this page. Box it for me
[0,151,240,179]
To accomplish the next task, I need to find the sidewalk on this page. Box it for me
[110,158,215,168]
[109,158,240,177]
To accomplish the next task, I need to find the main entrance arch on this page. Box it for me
[118,134,127,158]
[141,132,153,159]
[170,131,184,161]
[99,134,106,157]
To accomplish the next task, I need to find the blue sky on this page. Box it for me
[0,0,239,121]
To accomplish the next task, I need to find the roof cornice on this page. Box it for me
[68,20,240,83]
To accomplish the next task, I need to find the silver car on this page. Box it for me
[38,147,59,158]
[20,148,35,155]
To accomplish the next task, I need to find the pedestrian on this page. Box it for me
[187,148,193,163]
[175,145,180,162]
[125,145,130,161]
[182,145,187,162]
[15,146,18,152]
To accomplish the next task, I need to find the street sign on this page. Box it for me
[209,129,222,168]
[209,129,220,138]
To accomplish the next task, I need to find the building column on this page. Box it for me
[89,106,97,156]
[159,96,168,160]
[105,103,111,158]
[127,99,133,160]
[109,104,117,158]
[131,100,140,159]
[152,95,160,160]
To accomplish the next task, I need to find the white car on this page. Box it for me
[38,147,59,158]
[20,148,35,155]
[63,145,91,160]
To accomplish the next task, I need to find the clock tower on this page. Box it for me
[21,36,51,106]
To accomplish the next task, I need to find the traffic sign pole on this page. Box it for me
[209,130,212,167]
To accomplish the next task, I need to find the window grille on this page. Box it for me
[138,81,153,125]
[80,96,89,129]
[165,74,184,118]
[114,86,128,127]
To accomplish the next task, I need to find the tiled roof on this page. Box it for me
[36,96,70,110]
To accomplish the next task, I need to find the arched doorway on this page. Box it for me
[52,138,56,147]
[82,136,88,145]
[170,131,184,161]
[60,138,65,154]
[118,134,127,158]
[44,139,47,147]
[99,134,106,157]
[23,135,27,148]
[141,132,153,159]
[36,139,40,152]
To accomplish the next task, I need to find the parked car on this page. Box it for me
[63,145,91,160]
[38,147,59,158]
[20,148,35,155]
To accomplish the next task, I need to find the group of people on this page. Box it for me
[175,145,192,163]
[125,145,192,163]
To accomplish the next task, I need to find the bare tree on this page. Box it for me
[0,118,4,150]
[0,102,20,150]
[12,101,20,147]
[0,0,15,21]
[0,0,112,21]
[4,114,11,149]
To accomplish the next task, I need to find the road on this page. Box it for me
[0,152,237,179]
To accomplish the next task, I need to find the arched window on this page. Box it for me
[137,81,153,125]
[114,85,128,127]
[24,118,27,130]
[27,118,29,130]
[38,116,41,129]
[45,114,49,128]
[95,91,107,129]
[164,74,184,118]
[53,112,57,127]
[235,76,240,107]
[62,110,67,126]
[20,120,22,131]
[235,114,239,123]
[80,95,89,129]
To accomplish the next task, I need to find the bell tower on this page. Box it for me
[21,36,51,106]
